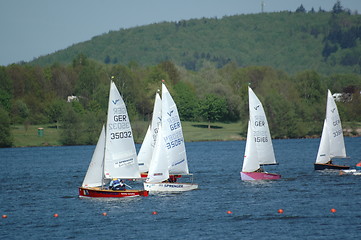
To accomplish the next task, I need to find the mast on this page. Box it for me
[101,123,106,189]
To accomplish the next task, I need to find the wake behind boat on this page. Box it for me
[79,81,148,198]
[240,87,281,181]
[144,81,198,192]
[314,90,349,170]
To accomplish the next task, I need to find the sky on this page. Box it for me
[1,0,360,66]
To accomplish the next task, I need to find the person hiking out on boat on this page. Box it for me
[109,178,126,190]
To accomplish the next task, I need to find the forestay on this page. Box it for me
[104,81,141,179]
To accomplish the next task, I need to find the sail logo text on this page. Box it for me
[112,99,120,105]
[163,184,183,188]
[114,158,134,168]
[254,105,260,110]
[167,110,174,116]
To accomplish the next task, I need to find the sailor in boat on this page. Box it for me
[109,178,126,190]
[255,167,264,172]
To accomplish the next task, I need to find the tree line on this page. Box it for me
[1,56,361,147]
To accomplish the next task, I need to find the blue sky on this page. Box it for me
[1,0,360,66]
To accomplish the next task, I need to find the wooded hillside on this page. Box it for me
[1,2,361,147]
[30,7,361,75]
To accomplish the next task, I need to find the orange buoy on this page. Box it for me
[152,211,158,215]
[102,212,107,216]
[330,208,337,213]
[278,209,284,214]
[2,215,7,218]
[227,210,232,214]
[53,213,59,218]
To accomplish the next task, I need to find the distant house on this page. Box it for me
[332,93,343,102]
[67,95,79,102]
[332,93,352,102]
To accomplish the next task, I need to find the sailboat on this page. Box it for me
[138,92,162,177]
[314,90,349,170]
[240,87,281,180]
[144,81,198,192]
[79,81,148,198]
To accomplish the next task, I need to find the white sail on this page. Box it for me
[146,127,169,183]
[82,125,105,187]
[242,122,260,172]
[161,83,189,174]
[315,119,331,164]
[248,87,276,165]
[104,81,141,179]
[326,90,346,158]
[138,92,162,172]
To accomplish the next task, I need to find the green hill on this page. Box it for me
[31,11,361,74]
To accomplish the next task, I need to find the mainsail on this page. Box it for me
[104,81,141,179]
[326,90,346,158]
[315,90,346,164]
[161,83,189,174]
[248,87,277,166]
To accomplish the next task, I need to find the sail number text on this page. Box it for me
[166,138,183,149]
[254,136,268,142]
[333,129,342,138]
[110,131,132,139]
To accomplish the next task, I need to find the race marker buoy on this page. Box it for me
[102,212,107,216]
[53,213,59,218]
[227,210,232,214]
[330,208,337,213]
[278,209,284,214]
[2,215,7,219]
[152,211,158,215]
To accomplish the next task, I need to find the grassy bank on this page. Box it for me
[12,124,61,147]
[10,121,360,148]
[10,121,245,148]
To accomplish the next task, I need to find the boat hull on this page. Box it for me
[240,172,281,181]
[314,163,349,170]
[144,182,198,192]
[78,187,149,198]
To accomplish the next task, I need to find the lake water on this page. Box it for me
[1,137,361,239]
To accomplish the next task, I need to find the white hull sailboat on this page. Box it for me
[240,87,281,181]
[79,81,148,198]
[144,81,198,192]
[314,90,349,170]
